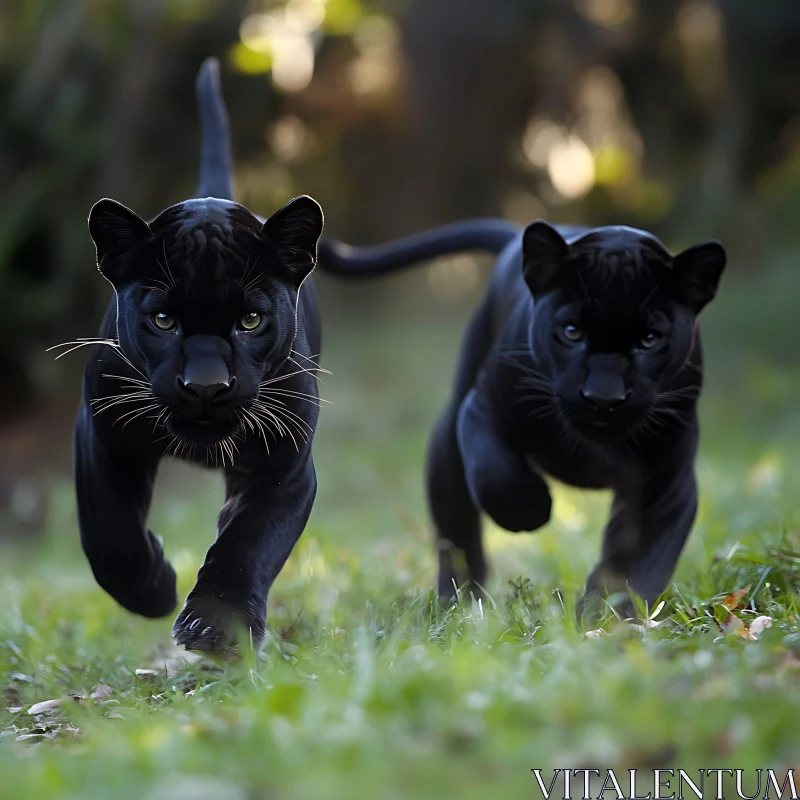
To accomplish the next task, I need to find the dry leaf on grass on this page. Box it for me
[27,684,115,715]
[719,610,774,641]
[721,585,751,611]
[27,696,81,715]
[719,610,755,640]
[134,669,160,679]
[14,722,81,743]
[135,647,215,679]
[90,684,113,701]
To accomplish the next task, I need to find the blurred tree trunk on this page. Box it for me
[399,0,525,228]
[351,0,536,238]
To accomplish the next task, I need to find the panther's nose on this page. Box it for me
[178,378,231,406]
[179,353,231,403]
[580,387,631,411]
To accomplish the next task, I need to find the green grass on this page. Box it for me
[1,269,799,799]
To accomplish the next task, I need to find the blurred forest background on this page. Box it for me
[0,0,799,539]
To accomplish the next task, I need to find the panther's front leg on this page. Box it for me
[172,446,316,659]
[457,388,552,533]
[74,404,178,618]
[579,438,699,622]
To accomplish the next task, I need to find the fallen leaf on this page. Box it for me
[719,610,755,640]
[90,684,113,700]
[27,698,64,715]
[721,586,750,611]
[748,616,773,639]
[27,695,83,715]
[134,669,160,678]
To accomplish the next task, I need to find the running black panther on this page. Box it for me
[63,59,324,657]
[317,218,725,617]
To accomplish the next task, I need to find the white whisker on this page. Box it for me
[253,399,313,434]
[254,402,310,446]
[159,238,176,287]
[47,339,119,360]
[241,256,263,294]
[259,367,329,389]
[92,394,153,414]
[249,404,300,451]
[101,373,151,388]
[242,408,271,453]
[116,403,161,427]
[260,388,328,407]
[287,355,331,382]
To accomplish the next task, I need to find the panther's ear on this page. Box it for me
[673,240,726,314]
[522,221,568,295]
[260,195,324,284]
[88,199,152,284]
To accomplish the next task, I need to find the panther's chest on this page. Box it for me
[524,447,617,490]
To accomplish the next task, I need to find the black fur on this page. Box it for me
[195,59,234,200]
[73,58,324,658]
[318,220,726,617]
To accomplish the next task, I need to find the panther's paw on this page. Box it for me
[171,596,266,661]
[436,576,485,606]
[469,469,552,533]
[101,532,178,619]
[577,566,636,627]
[481,492,552,533]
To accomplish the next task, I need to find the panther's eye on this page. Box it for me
[153,313,176,331]
[562,324,583,342]
[238,312,263,332]
[639,332,663,349]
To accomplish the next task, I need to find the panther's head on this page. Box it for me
[521,221,726,442]
[88,195,323,447]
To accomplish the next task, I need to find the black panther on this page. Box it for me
[317,219,725,616]
[60,59,324,657]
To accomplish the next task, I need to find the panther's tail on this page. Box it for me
[316,219,520,278]
[195,57,234,201]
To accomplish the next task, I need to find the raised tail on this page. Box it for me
[195,57,234,201]
[316,219,520,278]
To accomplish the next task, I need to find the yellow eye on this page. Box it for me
[563,324,583,342]
[153,313,176,331]
[239,312,262,331]
[640,332,663,349]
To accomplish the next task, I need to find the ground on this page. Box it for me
[0,265,798,800]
